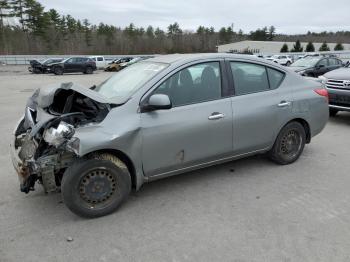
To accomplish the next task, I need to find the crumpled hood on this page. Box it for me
[324,67,350,80]
[23,82,111,134]
[32,82,109,108]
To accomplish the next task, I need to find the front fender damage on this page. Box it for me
[11,82,113,193]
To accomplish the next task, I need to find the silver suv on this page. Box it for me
[319,63,350,116]
[11,54,329,217]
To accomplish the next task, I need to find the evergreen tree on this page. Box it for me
[249,27,269,41]
[268,25,275,41]
[291,40,303,52]
[154,27,165,38]
[82,18,91,46]
[334,43,344,51]
[305,41,315,52]
[319,42,330,51]
[280,43,289,53]
[218,27,227,44]
[167,22,182,37]
[48,8,60,28]
[146,25,154,38]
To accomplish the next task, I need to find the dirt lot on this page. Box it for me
[1,66,350,262]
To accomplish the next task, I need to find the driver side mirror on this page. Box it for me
[141,94,172,112]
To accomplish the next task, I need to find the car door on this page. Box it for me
[227,60,292,154]
[314,58,329,77]
[328,58,341,72]
[141,61,233,177]
[65,58,79,72]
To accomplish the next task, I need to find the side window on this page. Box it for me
[230,62,269,95]
[97,57,104,62]
[154,62,222,107]
[318,59,328,67]
[329,58,340,66]
[267,68,285,89]
[66,58,74,64]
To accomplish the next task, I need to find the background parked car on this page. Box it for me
[48,57,97,75]
[266,55,293,66]
[289,56,343,77]
[104,57,132,72]
[89,56,108,69]
[319,63,350,116]
[118,57,144,71]
[28,58,63,74]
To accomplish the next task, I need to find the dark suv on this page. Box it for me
[290,57,343,77]
[48,57,97,75]
[319,63,350,116]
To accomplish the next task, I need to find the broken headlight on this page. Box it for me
[43,121,75,147]
[66,137,80,155]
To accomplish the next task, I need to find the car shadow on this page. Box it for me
[329,112,350,126]
[27,153,274,221]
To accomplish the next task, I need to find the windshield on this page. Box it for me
[95,61,168,103]
[291,58,319,68]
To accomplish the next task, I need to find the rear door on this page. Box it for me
[65,58,80,72]
[226,60,292,154]
[328,58,342,72]
[315,58,329,77]
[141,60,234,177]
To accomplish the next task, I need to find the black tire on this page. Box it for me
[268,122,306,165]
[61,153,131,218]
[85,67,93,74]
[329,109,338,117]
[54,67,64,75]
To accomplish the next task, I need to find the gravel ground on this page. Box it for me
[1,66,350,262]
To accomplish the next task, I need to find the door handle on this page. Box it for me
[208,112,225,120]
[278,101,291,107]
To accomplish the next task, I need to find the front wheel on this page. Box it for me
[268,122,306,165]
[61,153,131,218]
[54,67,64,75]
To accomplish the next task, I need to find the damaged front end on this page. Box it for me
[10,82,111,193]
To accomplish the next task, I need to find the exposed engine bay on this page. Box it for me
[11,82,111,193]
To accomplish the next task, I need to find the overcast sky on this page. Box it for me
[39,0,350,34]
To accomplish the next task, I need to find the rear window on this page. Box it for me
[230,62,269,95]
[97,57,104,61]
[230,62,285,95]
[267,68,285,89]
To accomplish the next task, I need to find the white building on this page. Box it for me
[217,40,350,54]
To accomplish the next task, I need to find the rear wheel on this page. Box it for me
[61,153,131,218]
[85,67,93,74]
[268,122,306,165]
[329,108,338,117]
[54,67,64,75]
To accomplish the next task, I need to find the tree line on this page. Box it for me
[0,0,350,55]
[280,40,345,53]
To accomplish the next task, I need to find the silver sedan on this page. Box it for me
[11,53,329,217]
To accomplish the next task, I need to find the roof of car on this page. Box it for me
[146,53,264,64]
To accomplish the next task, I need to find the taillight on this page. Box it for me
[314,88,329,102]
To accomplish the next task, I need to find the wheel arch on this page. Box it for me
[83,149,137,189]
[284,118,311,143]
